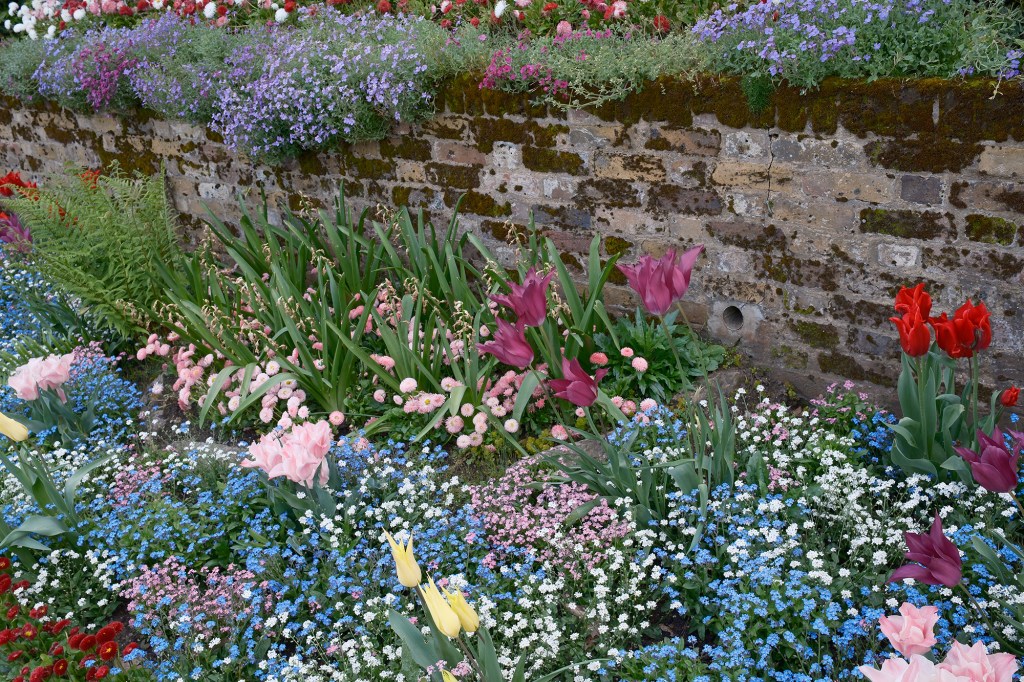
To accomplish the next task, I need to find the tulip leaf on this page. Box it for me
[388,610,437,669]
[512,370,543,423]
[564,498,602,527]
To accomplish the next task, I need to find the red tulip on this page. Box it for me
[549,357,607,407]
[889,308,931,358]
[1000,387,1019,408]
[930,299,992,359]
[888,512,962,588]
[894,283,932,319]
[490,268,554,327]
[955,428,1020,493]
[479,318,534,369]
[617,245,704,316]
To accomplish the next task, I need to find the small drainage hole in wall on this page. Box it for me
[723,305,744,331]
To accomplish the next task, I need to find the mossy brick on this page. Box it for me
[707,221,787,250]
[380,137,432,162]
[577,177,644,209]
[645,127,721,155]
[965,215,1018,246]
[483,219,530,243]
[864,135,983,173]
[392,185,436,208]
[341,156,396,180]
[424,162,481,189]
[774,84,810,133]
[772,344,810,370]
[690,76,749,129]
[603,235,634,256]
[830,294,895,328]
[936,79,1024,143]
[950,181,1024,214]
[790,320,840,350]
[473,117,531,153]
[859,208,955,241]
[521,147,586,175]
[648,185,722,216]
[832,79,936,138]
[532,204,591,231]
[640,77,695,128]
[444,190,511,217]
[818,351,897,387]
[421,116,470,140]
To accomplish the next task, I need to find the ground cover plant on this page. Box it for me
[1,165,1023,681]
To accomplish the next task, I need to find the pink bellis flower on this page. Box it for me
[617,245,704,316]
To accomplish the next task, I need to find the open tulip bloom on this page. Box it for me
[617,245,704,318]
[889,512,962,588]
[955,428,1021,494]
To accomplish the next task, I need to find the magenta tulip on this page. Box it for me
[549,357,607,408]
[888,512,962,588]
[617,245,704,316]
[490,268,554,327]
[479,318,534,369]
[955,428,1020,494]
[0,212,31,253]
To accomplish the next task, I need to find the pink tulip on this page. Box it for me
[490,268,554,327]
[879,603,939,657]
[479,318,534,369]
[955,428,1020,494]
[859,655,958,682]
[617,245,704,316]
[241,420,332,488]
[939,641,1018,682]
[0,212,31,253]
[549,357,607,408]
[8,354,73,402]
[889,512,962,588]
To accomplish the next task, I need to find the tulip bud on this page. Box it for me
[0,414,28,442]
[383,531,422,588]
[443,587,479,633]
[421,577,462,639]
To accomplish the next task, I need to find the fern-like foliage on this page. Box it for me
[2,163,183,338]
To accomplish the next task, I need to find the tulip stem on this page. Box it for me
[970,355,980,443]
[1012,493,1024,521]
[659,313,687,397]
[916,355,932,463]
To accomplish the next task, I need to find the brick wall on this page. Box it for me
[2,75,1023,399]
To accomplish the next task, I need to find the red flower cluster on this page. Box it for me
[0,171,37,198]
[889,284,992,360]
[0,557,143,682]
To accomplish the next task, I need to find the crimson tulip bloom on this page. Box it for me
[930,299,992,359]
[889,308,931,358]
[893,283,932,319]
[617,245,704,316]
[1000,387,1020,408]
[888,512,962,588]
[955,428,1020,494]
[490,268,555,327]
[549,357,607,407]
[479,318,534,369]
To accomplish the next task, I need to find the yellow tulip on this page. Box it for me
[384,531,422,588]
[443,586,479,633]
[441,672,459,682]
[421,576,462,639]
[0,413,28,442]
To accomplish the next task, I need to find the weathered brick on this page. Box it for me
[712,161,795,191]
[949,180,1024,213]
[900,175,943,205]
[424,162,481,189]
[978,147,1024,177]
[648,185,723,216]
[521,147,586,175]
[593,153,666,182]
[965,214,1018,246]
[802,172,893,203]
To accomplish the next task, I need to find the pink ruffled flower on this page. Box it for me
[631,357,649,372]
[879,603,939,657]
[939,641,1018,682]
[8,354,74,402]
[590,352,609,365]
[620,347,634,358]
[241,420,332,487]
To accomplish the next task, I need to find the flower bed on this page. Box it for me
[0,166,1023,680]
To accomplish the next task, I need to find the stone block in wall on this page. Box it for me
[978,147,1024,178]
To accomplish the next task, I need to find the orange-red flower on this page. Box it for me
[1002,387,1020,408]
[890,308,931,358]
[98,641,118,661]
[930,299,991,359]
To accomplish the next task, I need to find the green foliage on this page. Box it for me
[740,72,774,113]
[3,165,182,338]
[483,30,706,109]
[0,37,45,100]
[595,309,725,403]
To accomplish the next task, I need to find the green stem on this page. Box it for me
[916,355,931,463]
[660,313,687,398]
[970,354,980,443]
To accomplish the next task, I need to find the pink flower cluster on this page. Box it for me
[240,420,333,487]
[470,456,632,577]
[8,353,73,402]
[862,602,1018,682]
[121,556,274,641]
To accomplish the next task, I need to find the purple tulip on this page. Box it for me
[955,428,1020,494]
[888,512,962,588]
[0,212,31,254]
[490,268,554,327]
[617,245,704,316]
[479,318,534,369]
[549,357,607,408]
